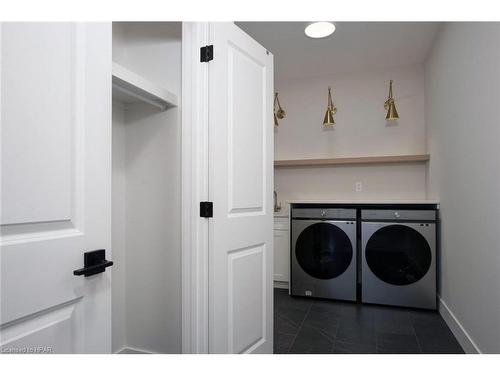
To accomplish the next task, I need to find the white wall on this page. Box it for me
[124,103,181,354]
[425,23,500,353]
[275,164,426,202]
[111,105,127,353]
[112,22,182,354]
[275,64,427,201]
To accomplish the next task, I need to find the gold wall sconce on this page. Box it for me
[384,80,399,121]
[323,86,337,126]
[274,92,286,126]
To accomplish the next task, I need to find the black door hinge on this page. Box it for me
[200,45,214,62]
[200,201,213,218]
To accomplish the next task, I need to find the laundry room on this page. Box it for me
[237,22,500,354]
[2,13,500,364]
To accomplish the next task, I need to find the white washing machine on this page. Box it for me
[291,207,357,301]
[361,209,437,309]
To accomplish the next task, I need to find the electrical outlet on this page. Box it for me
[355,182,362,192]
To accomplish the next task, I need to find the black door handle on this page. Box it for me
[73,249,113,277]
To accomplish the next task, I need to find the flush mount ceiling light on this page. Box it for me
[305,22,336,39]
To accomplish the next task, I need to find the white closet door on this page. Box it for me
[208,22,274,354]
[0,23,112,353]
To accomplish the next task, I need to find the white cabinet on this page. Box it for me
[273,216,290,286]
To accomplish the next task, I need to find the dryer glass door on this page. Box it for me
[295,222,353,280]
[365,224,432,286]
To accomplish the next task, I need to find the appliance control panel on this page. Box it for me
[362,209,436,221]
[293,208,356,220]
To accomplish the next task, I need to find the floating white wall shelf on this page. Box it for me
[274,154,430,168]
[112,62,178,111]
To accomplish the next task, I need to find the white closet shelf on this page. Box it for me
[274,154,430,168]
[112,62,178,111]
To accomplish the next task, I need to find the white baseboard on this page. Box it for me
[274,281,289,290]
[116,346,156,354]
[438,296,481,354]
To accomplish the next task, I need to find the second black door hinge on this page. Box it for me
[200,201,213,218]
[200,45,214,62]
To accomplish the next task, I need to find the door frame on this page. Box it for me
[181,22,210,354]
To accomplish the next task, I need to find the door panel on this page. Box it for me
[209,23,273,354]
[0,299,81,354]
[227,44,265,215]
[1,23,74,225]
[228,244,265,353]
[0,23,112,353]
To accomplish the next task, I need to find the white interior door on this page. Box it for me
[0,23,112,353]
[209,23,273,354]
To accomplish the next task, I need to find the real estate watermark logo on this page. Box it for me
[1,346,53,354]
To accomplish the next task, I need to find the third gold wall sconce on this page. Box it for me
[323,86,337,126]
[274,92,286,126]
[384,80,400,121]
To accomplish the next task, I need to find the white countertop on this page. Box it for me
[274,199,439,217]
[286,199,440,204]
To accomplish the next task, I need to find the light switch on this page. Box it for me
[355,182,362,192]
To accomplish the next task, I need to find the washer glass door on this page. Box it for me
[295,222,353,280]
[365,224,432,285]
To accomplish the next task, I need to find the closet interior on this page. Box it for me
[111,22,182,354]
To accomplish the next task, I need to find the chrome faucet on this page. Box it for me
[274,191,282,212]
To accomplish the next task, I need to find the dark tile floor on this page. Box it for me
[274,288,465,354]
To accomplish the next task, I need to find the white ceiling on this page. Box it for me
[236,22,440,81]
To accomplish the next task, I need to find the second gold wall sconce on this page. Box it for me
[323,86,337,126]
[384,80,400,121]
[274,92,286,126]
